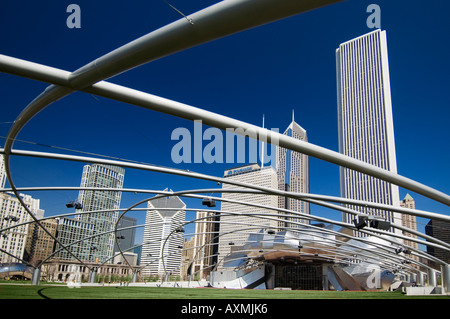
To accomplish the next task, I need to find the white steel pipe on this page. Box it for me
[1,55,449,207]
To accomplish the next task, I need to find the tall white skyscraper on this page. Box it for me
[76,164,125,262]
[141,191,186,277]
[276,114,310,226]
[218,164,279,265]
[336,30,401,233]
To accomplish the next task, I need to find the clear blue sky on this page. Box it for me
[1,0,449,244]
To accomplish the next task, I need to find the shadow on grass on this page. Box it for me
[37,288,51,299]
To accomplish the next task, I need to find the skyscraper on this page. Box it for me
[276,113,310,226]
[425,219,450,267]
[54,216,94,261]
[113,215,137,255]
[141,191,186,277]
[75,164,125,262]
[24,218,58,265]
[218,164,279,266]
[336,30,401,233]
[190,210,219,280]
[399,194,419,267]
[0,192,44,263]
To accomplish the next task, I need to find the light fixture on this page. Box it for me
[368,216,391,230]
[202,198,216,207]
[353,216,367,229]
[66,201,82,209]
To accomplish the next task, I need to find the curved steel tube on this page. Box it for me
[1,55,449,206]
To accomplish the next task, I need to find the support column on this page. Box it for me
[441,264,450,294]
[411,273,417,285]
[428,268,437,287]
[32,267,41,286]
[418,272,426,286]
[89,270,97,283]
[132,272,137,283]
[405,273,411,284]
[322,264,329,291]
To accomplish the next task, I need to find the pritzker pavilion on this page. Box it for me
[0,0,449,295]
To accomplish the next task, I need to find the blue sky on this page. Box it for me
[1,0,449,245]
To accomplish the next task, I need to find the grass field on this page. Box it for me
[1,283,449,299]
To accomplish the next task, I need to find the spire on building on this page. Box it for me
[403,193,414,201]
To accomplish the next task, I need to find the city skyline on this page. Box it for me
[0,0,449,246]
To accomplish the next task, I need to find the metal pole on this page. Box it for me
[1,54,449,206]
[418,272,426,286]
[89,270,97,283]
[441,264,450,294]
[32,267,41,286]
[428,268,437,287]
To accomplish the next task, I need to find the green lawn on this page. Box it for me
[1,284,449,299]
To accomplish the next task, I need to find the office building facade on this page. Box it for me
[218,164,279,266]
[425,219,450,267]
[113,215,137,255]
[190,210,219,279]
[53,217,94,261]
[75,164,125,263]
[336,30,401,233]
[0,192,44,263]
[399,194,418,248]
[24,218,58,265]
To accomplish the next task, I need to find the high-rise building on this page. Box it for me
[425,219,450,268]
[190,210,219,280]
[400,194,418,247]
[141,191,186,277]
[75,164,125,263]
[218,164,279,266]
[54,217,94,261]
[276,114,310,226]
[0,192,44,263]
[113,215,137,255]
[336,29,401,234]
[181,236,195,281]
[24,218,58,265]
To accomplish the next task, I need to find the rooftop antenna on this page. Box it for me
[292,109,295,123]
[162,0,194,25]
